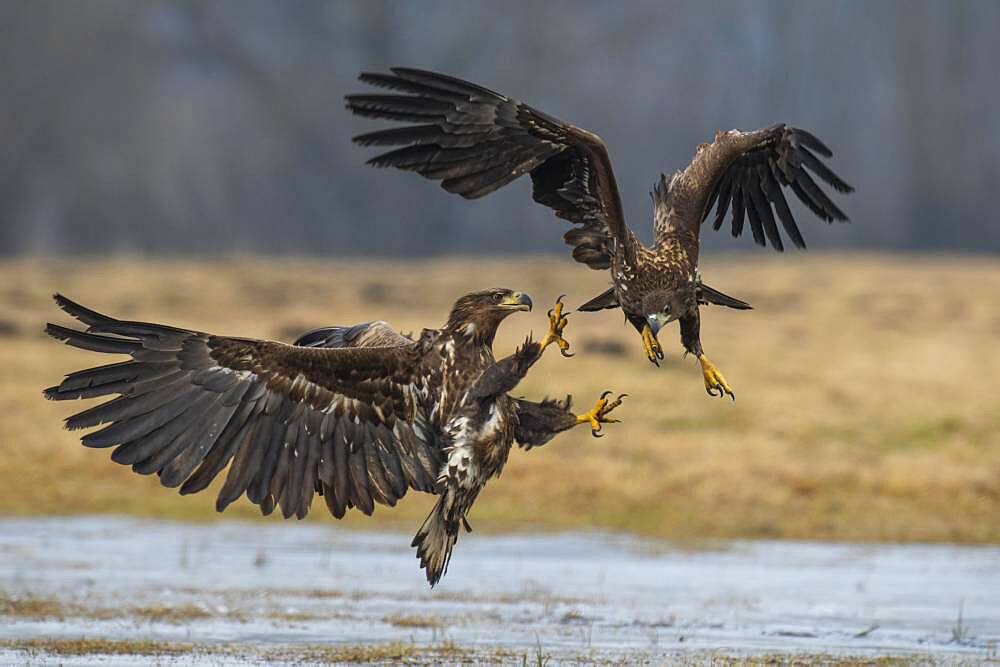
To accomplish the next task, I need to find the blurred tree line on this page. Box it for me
[1,0,997,256]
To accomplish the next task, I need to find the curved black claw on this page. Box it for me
[548,295,569,319]
[544,295,572,357]
[699,356,734,401]
[705,385,735,401]
[560,348,575,358]
[581,390,626,437]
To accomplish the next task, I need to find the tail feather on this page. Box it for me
[698,283,752,310]
[411,493,460,587]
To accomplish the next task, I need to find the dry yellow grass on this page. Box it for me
[1,255,998,542]
[0,593,226,624]
[383,613,448,629]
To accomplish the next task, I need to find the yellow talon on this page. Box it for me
[575,391,627,438]
[540,295,572,357]
[699,354,734,400]
[641,324,663,366]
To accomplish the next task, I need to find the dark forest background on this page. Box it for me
[1,0,997,257]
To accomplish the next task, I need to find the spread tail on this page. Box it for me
[411,492,460,587]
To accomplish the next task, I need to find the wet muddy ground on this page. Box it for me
[1,517,997,664]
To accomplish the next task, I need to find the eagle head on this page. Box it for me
[445,288,533,341]
[643,283,697,338]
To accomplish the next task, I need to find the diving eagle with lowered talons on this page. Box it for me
[44,290,623,585]
[347,68,854,399]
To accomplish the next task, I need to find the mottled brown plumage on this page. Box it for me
[44,289,621,585]
[347,68,855,398]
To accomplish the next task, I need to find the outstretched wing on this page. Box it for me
[346,67,632,270]
[44,296,441,520]
[659,124,853,251]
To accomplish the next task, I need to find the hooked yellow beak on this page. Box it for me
[499,291,532,312]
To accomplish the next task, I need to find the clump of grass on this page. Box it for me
[0,638,200,657]
[951,599,969,644]
[0,594,247,625]
[262,641,468,664]
[269,609,321,623]
[131,603,214,624]
[0,594,69,619]
[688,655,913,667]
[382,613,447,629]
[522,635,551,667]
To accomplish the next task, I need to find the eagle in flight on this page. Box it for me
[44,290,623,585]
[347,68,854,399]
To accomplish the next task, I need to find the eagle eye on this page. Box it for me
[491,292,504,303]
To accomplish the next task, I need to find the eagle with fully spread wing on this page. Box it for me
[347,68,854,399]
[44,290,623,585]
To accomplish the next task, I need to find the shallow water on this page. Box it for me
[1,517,997,663]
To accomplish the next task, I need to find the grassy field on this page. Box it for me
[1,255,998,542]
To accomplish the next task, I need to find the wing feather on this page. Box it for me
[748,166,783,251]
[330,418,352,517]
[348,437,374,515]
[743,171,767,247]
[246,413,285,506]
[279,417,306,519]
[180,398,257,496]
[762,162,806,249]
[730,182,746,238]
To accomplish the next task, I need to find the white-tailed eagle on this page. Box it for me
[347,68,854,399]
[44,290,623,585]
